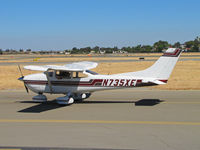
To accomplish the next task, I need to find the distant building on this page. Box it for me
[113,50,127,54]
[90,50,95,54]
[99,50,105,54]
[180,44,186,49]
[65,52,70,55]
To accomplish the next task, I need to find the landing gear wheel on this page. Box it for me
[32,94,47,102]
[56,95,74,105]
[74,93,91,102]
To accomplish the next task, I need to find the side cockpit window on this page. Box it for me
[56,71,71,79]
[55,71,88,79]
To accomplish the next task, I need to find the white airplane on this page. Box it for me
[18,48,182,105]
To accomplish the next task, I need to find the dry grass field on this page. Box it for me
[0,52,200,63]
[0,60,199,90]
[0,56,155,63]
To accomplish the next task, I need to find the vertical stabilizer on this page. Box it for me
[115,48,182,80]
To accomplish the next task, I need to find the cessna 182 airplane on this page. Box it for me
[18,48,182,105]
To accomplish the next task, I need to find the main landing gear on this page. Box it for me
[56,94,74,105]
[32,92,91,105]
[73,93,91,102]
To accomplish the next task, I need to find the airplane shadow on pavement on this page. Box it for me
[134,99,164,106]
[77,99,164,106]
[18,99,164,113]
[18,100,66,113]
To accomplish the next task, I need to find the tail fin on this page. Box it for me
[115,48,182,80]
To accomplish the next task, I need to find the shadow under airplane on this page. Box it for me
[18,100,67,113]
[18,99,164,113]
[134,99,164,106]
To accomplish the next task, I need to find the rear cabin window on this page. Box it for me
[73,72,87,78]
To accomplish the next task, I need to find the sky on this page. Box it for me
[0,0,200,50]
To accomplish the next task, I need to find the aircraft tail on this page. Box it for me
[115,48,182,81]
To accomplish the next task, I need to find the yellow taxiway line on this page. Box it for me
[0,119,200,125]
[0,149,21,150]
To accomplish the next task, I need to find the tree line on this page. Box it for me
[0,36,200,55]
[70,36,200,54]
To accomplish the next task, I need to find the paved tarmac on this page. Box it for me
[0,89,200,150]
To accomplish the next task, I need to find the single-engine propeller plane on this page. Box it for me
[18,48,182,105]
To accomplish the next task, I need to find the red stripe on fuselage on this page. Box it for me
[24,79,103,86]
[24,79,168,87]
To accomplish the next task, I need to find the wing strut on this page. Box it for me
[45,70,53,94]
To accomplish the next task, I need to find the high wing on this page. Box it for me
[24,61,98,72]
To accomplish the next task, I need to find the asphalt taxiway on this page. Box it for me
[0,89,200,150]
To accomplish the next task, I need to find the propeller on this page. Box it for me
[18,65,29,93]
[24,83,29,93]
[18,64,23,77]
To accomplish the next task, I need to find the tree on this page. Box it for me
[71,47,79,54]
[113,46,118,52]
[192,38,200,52]
[153,40,169,52]
[135,45,142,52]
[19,49,24,53]
[185,41,194,48]
[195,36,200,42]
[80,47,91,54]
[0,49,2,55]
[141,45,152,52]
[173,42,181,48]
[26,49,31,52]
[93,46,100,53]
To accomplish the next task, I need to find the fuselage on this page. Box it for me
[22,71,163,94]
